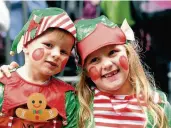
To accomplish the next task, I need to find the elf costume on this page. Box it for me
[0,8,77,128]
[75,16,171,127]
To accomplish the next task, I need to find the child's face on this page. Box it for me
[85,44,131,94]
[24,29,75,77]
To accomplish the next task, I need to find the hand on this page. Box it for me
[0,61,19,78]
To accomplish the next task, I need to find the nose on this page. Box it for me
[102,58,113,71]
[51,47,60,59]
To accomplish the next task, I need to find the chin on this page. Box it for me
[43,68,60,75]
[108,85,122,91]
[41,70,53,76]
[98,84,121,93]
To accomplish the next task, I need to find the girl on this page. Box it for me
[75,16,171,128]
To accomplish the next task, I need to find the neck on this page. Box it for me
[114,79,133,95]
[100,79,134,95]
[17,65,51,84]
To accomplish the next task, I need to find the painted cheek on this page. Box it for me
[60,58,68,71]
[119,55,129,70]
[88,66,101,81]
[32,48,44,61]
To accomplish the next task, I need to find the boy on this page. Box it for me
[0,8,77,128]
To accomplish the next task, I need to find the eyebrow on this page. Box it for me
[63,46,72,53]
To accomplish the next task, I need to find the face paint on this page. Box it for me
[119,55,129,70]
[32,48,44,61]
[88,66,100,81]
[61,58,68,71]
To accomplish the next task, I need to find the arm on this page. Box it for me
[63,91,77,128]
[0,83,4,111]
[164,101,171,127]
[157,91,171,127]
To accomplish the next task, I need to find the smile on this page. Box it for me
[102,70,119,78]
[33,104,41,108]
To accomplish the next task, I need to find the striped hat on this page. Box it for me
[10,7,76,56]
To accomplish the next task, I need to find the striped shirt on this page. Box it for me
[94,89,147,128]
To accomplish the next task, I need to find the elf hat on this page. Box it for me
[75,15,135,66]
[10,7,76,56]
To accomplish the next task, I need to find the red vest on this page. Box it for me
[0,71,75,128]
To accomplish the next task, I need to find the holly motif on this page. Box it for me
[28,19,40,33]
[30,28,37,39]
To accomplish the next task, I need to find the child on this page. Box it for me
[74,16,171,128]
[2,16,171,128]
[0,8,77,128]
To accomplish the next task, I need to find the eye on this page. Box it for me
[39,100,42,104]
[108,50,115,56]
[90,57,99,64]
[32,100,35,104]
[60,49,69,55]
[43,43,53,48]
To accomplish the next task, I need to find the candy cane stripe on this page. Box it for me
[45,13,66,30]
[37,17,48,35]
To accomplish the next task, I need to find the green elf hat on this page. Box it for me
[75,15,135,66]
[10,7,76,56]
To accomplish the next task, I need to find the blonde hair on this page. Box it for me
[76,41,168,128]
[26,27,75,47]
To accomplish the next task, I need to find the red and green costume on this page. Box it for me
[0,7,77,128]
[77,88,171,128]
[0,71,77,128]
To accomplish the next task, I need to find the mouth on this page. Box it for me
[102,69,119,78]
[45,61,58,67]
[33,104,41,108]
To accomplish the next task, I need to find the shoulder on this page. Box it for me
[51,76,75,92]
[0,70,18,85]
[155,90,171,126]
[153,90,167,104]
[157,90,167,101]
[65,90,77,101]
